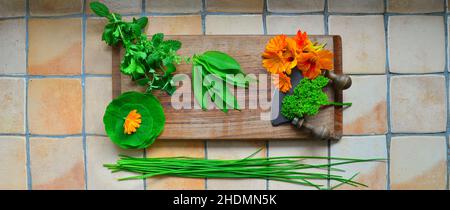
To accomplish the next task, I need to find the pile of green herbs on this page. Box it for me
[192,51,256,113]
[282,75,352,120]
[104,149,383,190]
[91,1,181,95]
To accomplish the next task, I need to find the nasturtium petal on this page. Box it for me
[103,91,165,149]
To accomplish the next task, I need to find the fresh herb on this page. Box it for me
[192,51,256,113]
[104,149,384,190]
[90,1,181,95]
[281,76,351,120]
[103,91,165,149]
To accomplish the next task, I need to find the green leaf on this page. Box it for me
[135,17,148,29]
[162,40,182,51]
[151,33,164,47]
[199,51,242,72]
[164,63,176,76]
[90,1,110,17]
[194,58,252,88]
[192,65,208,110]
[122,58,137,75]
[103,91,165,149]
[204,74,240,111]
[135,77,150,86]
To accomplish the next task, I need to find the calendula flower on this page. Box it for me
[124,109,142,135]
[297,49,333,80]
[262,35,298,75]
[272,72,292,93]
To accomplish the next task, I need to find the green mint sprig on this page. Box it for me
[90,1,181,95]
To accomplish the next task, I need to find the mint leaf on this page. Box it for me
[135,17,148,29]
[151,33,164,47]
[90,1,110,17]
[162,40,182,51]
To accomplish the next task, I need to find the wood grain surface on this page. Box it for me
[112,35,343,140]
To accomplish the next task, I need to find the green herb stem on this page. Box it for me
[104,150,384,190]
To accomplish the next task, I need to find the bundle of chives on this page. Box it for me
[104,149,383,190]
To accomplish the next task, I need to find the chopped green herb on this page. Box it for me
[281,76,351,120]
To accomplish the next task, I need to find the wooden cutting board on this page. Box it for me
[112,35,343,140]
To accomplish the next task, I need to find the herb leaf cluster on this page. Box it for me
[281,76,350,120]
[90,1,181,95]
[192,51,256,113]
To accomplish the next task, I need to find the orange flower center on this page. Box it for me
[123,109,142,135]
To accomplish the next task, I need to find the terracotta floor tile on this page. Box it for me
[146,140,205,190]
[28,79,82,135]
[85,77,112,135]
[0,19,26,75]
[390,75,446,133]
[30,0,82,16]
[267,0,325,13]
[266,15,324,35]
[389,16,445,73]
[207,141,266,190]
[328,0,384,13]
[206,0,263,13]
[329,15,386,74]
[146,16,202,35]
[390,136,447,190]
[0,0,26,17]
[388,0,444,13]
[30,137,85,190]
[205,15,263,35]
[147,0,202,13]
[0,136,27,190]
[86,0,142,14]
[86,18,112,75]
[87,136,144,190]
[0,78,25,134]
[331,136,387,190]
[343,75,387,135]
[28,18,82,75]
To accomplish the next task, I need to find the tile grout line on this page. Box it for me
[24,0,32,191]
[384,0,392,190]
[81,0,88,190]
[5,11,448,21]
[141,0,148,191]
[324,0,331,190]
[444,0,450,191]
[201,0,206,35]
[201,0,207,190]
[263,0,269,191]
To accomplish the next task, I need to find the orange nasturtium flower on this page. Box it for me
[272,72,292,93]
[262,35,298,75]
[294,30,310,50]
[124,109,142,135]
[297,49,333,80]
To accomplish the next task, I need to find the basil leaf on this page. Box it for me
[90,1,110,17]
